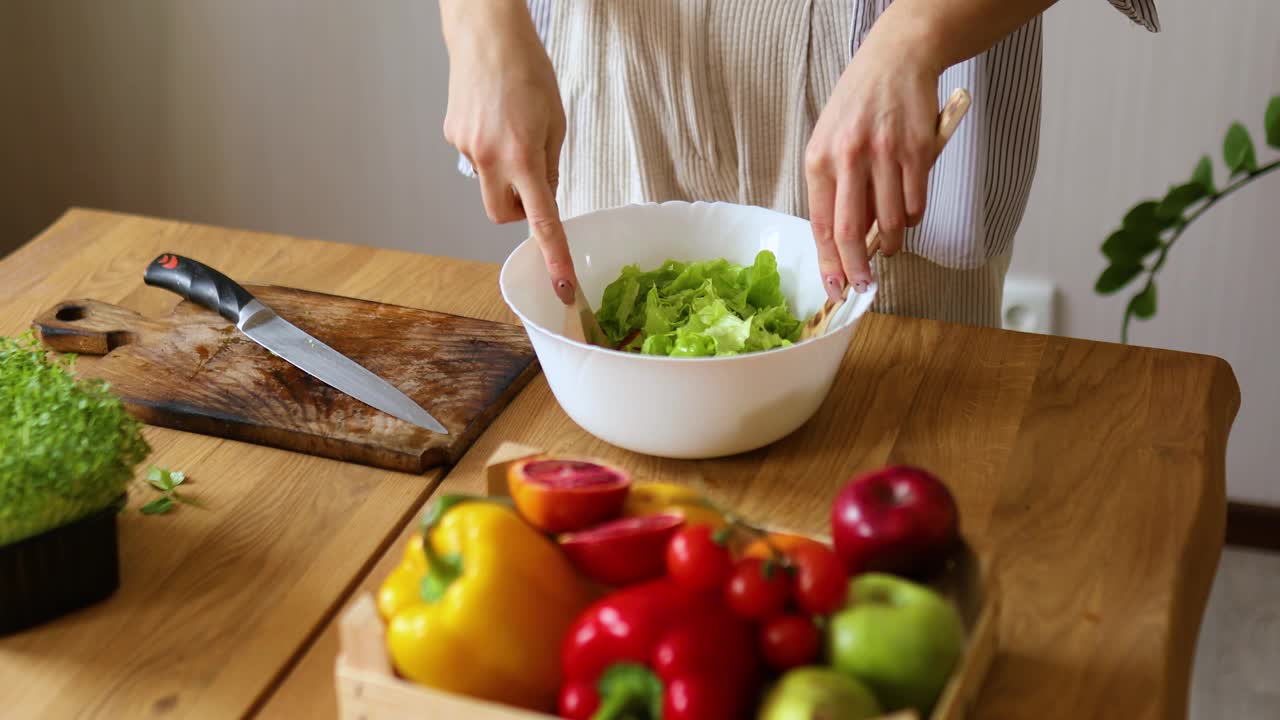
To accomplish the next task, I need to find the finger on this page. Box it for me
[546,147,562,201]
[871,153,906,257]
[834,163,873,294]
[903,156,929,228]
[547,119,565,200]
[512,158,576,305]
[478,171,523,224]
[805,157,844,303]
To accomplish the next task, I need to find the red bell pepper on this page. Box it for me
[558,578,760,720]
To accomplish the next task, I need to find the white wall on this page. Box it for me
[0,0,521,261]
[2,1,1276,503]
[1012,0,1280,505]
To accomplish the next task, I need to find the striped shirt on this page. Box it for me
[459,0,1160,271]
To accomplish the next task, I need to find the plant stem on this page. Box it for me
[1121,282,1144,345]
[1121,158,1280,343]
[1156,159,1280,272]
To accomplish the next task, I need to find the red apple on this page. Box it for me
[830,466,959,578]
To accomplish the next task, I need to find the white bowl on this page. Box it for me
[498,200,876,459]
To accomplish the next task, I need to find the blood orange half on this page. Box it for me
[559,514,685,587]
[507,456,631,533]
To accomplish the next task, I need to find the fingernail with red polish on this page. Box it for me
[554,279,575,305]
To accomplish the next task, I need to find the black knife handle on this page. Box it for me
[144,253,257,323]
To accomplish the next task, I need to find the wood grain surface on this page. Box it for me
[0,209,512,719]
[0,210,1241,720]
[31,285,538,473]
[267,305,1240,720]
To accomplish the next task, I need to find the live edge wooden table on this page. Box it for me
[0,210,1239,720]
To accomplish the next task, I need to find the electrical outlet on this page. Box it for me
[1002,274,1056,335]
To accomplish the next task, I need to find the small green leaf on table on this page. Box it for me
[141,497,175,515]
[140,465,201,515]
[1223,122,1257,177]
[147,466,184,492]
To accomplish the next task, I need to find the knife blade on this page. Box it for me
[143,253,448,435]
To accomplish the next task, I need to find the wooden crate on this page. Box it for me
[335,442,1000,720]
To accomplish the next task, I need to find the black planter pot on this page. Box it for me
[0,493,126,636]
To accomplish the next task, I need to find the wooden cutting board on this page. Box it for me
[31,285,539,474]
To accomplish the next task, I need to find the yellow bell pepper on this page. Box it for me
[621,481,729,530]
[377,494,593,712]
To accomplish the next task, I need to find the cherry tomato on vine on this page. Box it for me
[725,557,792,619]
[666,524,735,592]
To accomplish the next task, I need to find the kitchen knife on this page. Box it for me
[143,253,448,435]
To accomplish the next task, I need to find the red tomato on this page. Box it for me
[725,558,792,620]
[760,614,822,671]
[666,524,734,592]
[788,543,848,615]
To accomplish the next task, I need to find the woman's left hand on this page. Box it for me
[805,25,943,303]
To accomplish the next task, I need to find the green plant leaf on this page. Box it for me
[1156,182,1206,221]
[1266,96,1280,149]
[1223,122,1257,176]
[1122,201,1176,237]
[146,465,185,491]
[147,466,173,492]
[1102,229,1161,265]
[174,492,206,509]
[140,497,174,515]
[1190,155,1216,195]
[1096,263,1144,294]
[1129,283,1157,320]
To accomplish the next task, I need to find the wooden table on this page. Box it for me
[0,210,1239,720]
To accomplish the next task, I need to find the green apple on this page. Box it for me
[757,666,882,720]
[827,573,965,713]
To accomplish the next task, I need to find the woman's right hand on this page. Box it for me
[439,0,576,305]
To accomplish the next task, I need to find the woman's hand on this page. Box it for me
[439,0,576,304]
[805,21,944,303]
[806,0,1059,303]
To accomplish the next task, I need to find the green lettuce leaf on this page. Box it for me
[595,250,806,357]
